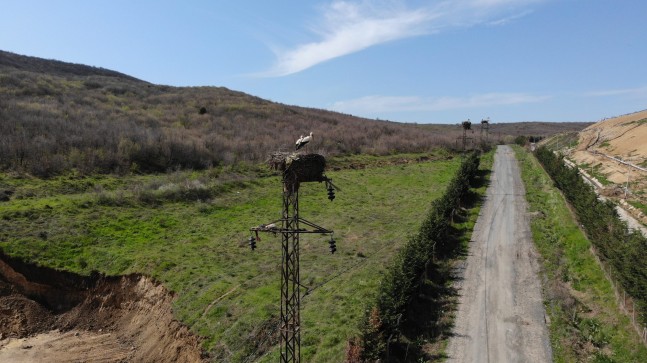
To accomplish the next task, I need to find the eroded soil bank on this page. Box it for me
[0,251,207,362]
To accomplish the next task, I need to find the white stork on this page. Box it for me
[296,132,313,151]
[295,135,303,149]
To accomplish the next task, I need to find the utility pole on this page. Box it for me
[625,169,631,199]
[250,153,336,363]
[463,119,470,151]
[279,184,301,363]
[480,118,490,145]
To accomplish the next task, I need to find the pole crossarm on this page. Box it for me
[251,218,333,235]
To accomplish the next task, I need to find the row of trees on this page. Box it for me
[358,152,480,360]
[535,146,647,325]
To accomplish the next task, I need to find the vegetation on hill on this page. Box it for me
[534,147,647,327]
[515,146,647,362]
[1,50,589,178]
[0,51,456,177]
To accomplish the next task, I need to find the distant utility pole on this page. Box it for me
[461,119,472,151]
[625,169,631,199]
[480,118,490,144]
[250,153,336,363]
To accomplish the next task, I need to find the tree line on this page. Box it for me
[355,151,480,361]
[535,146,647,326]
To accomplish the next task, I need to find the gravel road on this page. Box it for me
[446,145,552,363]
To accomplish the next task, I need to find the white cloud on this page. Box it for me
[487,10,533,26]
[260,0,545,77]
[260,3,433,77]
[330,92,550,114]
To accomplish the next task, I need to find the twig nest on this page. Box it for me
[267,152,327,193]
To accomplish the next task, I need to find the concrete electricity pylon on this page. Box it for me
[250,152,336,363]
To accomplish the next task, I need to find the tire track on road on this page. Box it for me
[446,145,552,363]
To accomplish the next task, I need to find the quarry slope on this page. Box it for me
[564,109,647,225]
[0,252,206,362]
[571,109,647,183]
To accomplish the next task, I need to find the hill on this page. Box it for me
[0,50,589,177]
[569,109,647,186]
[544,109,647,224]
[575,109,647,167]
[0,50,142,81]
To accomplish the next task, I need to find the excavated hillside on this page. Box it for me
[563,110,647,224]
[576,109,647,166]
[0,251,206,362]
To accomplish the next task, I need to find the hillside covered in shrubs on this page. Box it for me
[0,50,589,177]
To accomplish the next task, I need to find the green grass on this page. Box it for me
[578,162,612,186]
[627,200,647,216]
[513,145,647,362]
[0,151,462,362]
[627,118,647,126]
[362,150,494,362]
[542,132,580,151]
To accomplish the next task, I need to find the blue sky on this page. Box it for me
[2,0,646,123]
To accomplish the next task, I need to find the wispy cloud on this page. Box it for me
[330,92,550,114]
[260,0,544,77]
[487,10,533,26]
[583,86,647,97]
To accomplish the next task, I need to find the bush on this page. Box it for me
[534,146,647,325]
[359,152,480,360]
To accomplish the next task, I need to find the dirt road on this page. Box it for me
[446,145,552,363]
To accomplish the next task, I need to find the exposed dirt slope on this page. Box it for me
[0,252,206,362]
[576,109,647,165]
[565,110,647,226]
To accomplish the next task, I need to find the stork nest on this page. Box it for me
[267,152,327,193]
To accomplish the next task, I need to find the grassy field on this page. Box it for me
[577,162,613,186]
[628,200,647,217]
[0,151,465,362]
[513,145,647,362]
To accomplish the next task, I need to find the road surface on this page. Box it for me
[446,145,552,363]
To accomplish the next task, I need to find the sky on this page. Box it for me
[1,0,646,124]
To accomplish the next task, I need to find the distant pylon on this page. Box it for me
[480,118,490,144]
[462,119,472,151]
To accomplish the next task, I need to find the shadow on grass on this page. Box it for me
[383,171,490,362]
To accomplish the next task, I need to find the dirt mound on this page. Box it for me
[577,109,647,162]
[562,109,647,229]
[570,109,647,185]
[0,251,207,362]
